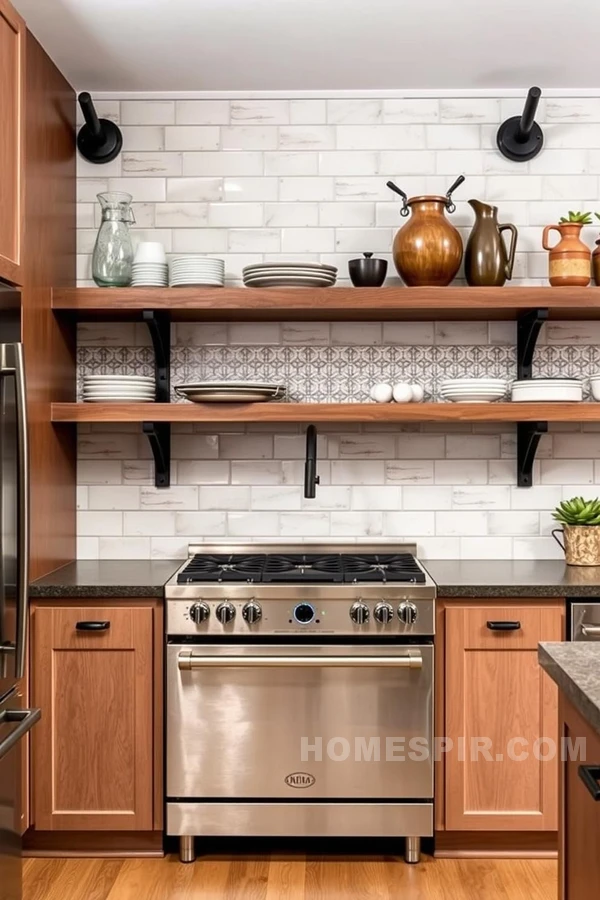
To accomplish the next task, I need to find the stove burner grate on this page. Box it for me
[177,554,266,584]
[263,554,344,583]
[341,553,426,584]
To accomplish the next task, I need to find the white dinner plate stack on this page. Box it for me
[511,378,583,402]
[169,257,225,287]
[131,262,168,286]
[242,262,337,288]
[82,375,156,403]
[175,382,286,403]
[439,378,509,403]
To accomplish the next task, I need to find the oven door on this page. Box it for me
[571,602,600,641]
[167,643,433,800]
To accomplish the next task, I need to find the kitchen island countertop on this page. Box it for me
[539,642,600,738]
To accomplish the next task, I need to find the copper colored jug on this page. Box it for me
[542,223,591,287]
[392,196,463,286]
[465,200,518,287]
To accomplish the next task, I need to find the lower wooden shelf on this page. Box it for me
[51,401,600,424]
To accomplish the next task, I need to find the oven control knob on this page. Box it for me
[242,601,262,625]
[216,601,236,625]
[350,601,370,625]
[398,601,418,626]
[189,602,210,625]
[374,602,394,625]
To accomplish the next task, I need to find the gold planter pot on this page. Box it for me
[552,524,600,566]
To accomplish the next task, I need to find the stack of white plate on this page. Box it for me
[439,378,509,403]
[169,257,224,287]
[82,375,155,403]
[175,382,285,403]
[242,262,337,288]
[512,378,583,402]
[131,262,168,286]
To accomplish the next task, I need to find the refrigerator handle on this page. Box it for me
[0,708,40,761]
[0,343,29,679]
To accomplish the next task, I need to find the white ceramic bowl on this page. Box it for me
[134,242,167,264]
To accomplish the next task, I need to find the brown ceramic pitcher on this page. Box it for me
[542,223,591,287]
[464,200,518,287]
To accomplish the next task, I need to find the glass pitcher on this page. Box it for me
[92,192,136,287]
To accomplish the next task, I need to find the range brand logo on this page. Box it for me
[284,772,315,789]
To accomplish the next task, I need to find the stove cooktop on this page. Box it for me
[176,551,426,585]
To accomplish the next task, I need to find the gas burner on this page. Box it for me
[263,554,343,583]
[177,554,266,584]
[342,553,426,584]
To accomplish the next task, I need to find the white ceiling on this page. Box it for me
[13,0,599,93]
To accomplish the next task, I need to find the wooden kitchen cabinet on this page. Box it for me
[444,602,563,831]
[31,602,160,832]
[560,696,600,899]
[0,0,25,285]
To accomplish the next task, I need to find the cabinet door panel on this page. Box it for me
[32,606,153,831]
[561,699,600,900]
[0,0,24,284]
[445,604,562,831]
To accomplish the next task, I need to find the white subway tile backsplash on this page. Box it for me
[279,177,334,201]
[383,99,439,124]
[290,100,327,124]
[120,126,165,151]
[184,151,263,176]
[337,125,425,150]
[231,100,289,124]
[76,93,600,559]
[121,101,175,125]
[175,100,230,125]
[221,126,278,150]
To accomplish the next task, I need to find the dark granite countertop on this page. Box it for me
[29,558,600,601]
[424,559,600,598]
[539,643,600,737]
[29,560,182,598]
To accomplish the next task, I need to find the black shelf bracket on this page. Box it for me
[143,422,171,488]
[143,310,171,402]
[517,421,548,487]
[142,311,171,486]
[517,308,548,380]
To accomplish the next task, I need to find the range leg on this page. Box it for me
[404,836,421,864]
[180,835,196,863]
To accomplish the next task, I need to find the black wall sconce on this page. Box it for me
[77,92,123,164]
[497,86,543,162]
[304,425,320,499]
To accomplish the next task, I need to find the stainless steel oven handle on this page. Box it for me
[581,624,600,637]
[0,343,29,680]
[178,651,423,670]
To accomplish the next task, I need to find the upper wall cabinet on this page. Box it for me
[0,0,25,285]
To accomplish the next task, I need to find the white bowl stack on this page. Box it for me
[511,378,583,402]
[131,242,168,286]
[82,375,156,403]
[169,256,224,287]
[439,378,509,403]
[242,262,337,288]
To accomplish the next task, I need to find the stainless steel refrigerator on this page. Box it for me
[0,287,40,899]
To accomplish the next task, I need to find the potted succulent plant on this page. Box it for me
[542,211,592,287]
[552,497,600,566]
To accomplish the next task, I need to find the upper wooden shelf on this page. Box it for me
[51,402,600,424]
[51,286,600,322]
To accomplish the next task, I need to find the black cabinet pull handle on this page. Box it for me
[486,621,521,631]
[75,621,110,632]
[579,765,600,800]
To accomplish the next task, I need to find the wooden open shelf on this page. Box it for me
[51,402,600,424]
[52,285,600,321]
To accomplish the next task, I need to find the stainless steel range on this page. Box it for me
[165,543,436,864]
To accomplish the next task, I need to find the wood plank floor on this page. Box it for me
[24,855,558,899]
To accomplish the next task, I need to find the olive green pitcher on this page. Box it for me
[464,199,518,287]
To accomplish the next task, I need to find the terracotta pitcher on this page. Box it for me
[542,223,591,287]
[464,200,518,287]
[391,196,463,286]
